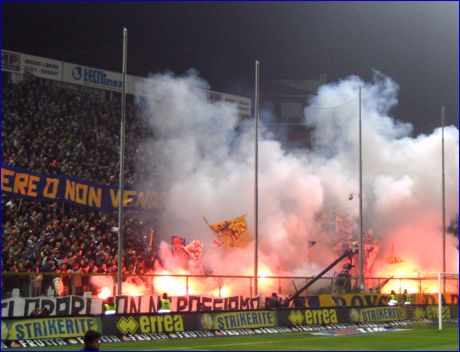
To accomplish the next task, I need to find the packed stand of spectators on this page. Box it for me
[2,77,158,185]
[2,76,161,298]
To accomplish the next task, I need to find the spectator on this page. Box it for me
[2,77,159,297]
[402,289,413,305]
[335,263,353,294]
[266,292,280,309]
[29,308,43,318]
[72,263,83,296]
[82,330,102,351]
[158,292,171,313]
[103,296,117,315]
[388,290,398,306]
[30,267,43,297]
[280,296,289,308]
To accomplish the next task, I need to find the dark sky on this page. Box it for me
[2,2,458,135]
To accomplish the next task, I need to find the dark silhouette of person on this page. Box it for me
[81,330,102,351]
[267,292,280,308]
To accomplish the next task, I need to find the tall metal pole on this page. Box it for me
[117,28,128,296]
[358,86,364,292]
[254,60,260,296]
[441,106,446,292]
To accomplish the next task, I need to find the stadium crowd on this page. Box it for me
[2,76,159,297]
[2,77,155,184]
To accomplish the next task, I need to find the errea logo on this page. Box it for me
[288,310,304,326]
[1,321,9,340]
[117,317,139,334]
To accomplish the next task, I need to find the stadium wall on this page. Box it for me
[2,293,457,318]
[1,49,252,118]
[1,305,458,342]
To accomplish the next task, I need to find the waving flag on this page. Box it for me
[171,235,186,252]
[171,235,189,269]
[205,214,252,249]
[387,245,404,264]
[185,240,203,260]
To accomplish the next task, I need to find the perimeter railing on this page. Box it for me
[2,272,458,299]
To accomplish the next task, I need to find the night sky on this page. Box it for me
[2,2,458,135]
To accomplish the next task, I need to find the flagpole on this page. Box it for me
[441,106,446,292]
[358,86,364,292]
[117,27,128,296]
[201,247,212,269]
[201,216,217,272]
[254,60,260,296]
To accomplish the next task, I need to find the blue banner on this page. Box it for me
[1,165,165,212]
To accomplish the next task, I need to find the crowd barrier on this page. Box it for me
[3,272,458,303]
[2,304,458,342]
[1,294,262,318]
[2,293,458,318]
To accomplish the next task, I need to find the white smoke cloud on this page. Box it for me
[134,70,459,285]
[305,71,459,276]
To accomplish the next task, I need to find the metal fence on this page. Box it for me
[1,272,458,299]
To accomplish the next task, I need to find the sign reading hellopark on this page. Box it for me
[63,62,122,91]
[2,49,251,117]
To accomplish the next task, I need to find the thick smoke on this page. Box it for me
[135,70,458,281]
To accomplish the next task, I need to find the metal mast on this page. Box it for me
[117,28,128,295]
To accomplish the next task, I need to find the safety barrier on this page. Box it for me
[1,304,457,343]
[2,272,458,299]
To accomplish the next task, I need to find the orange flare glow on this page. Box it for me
[97,286,112,300]
[380,279,419,294]
[123,283,143,297]
[212,285,232,297]
[252,263,278,293]
[154,270,188,296]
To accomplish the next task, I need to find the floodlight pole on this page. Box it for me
[254,60,260,296]
[117,28,128,296]
[441,106,446,293]
[358,86,364,292]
